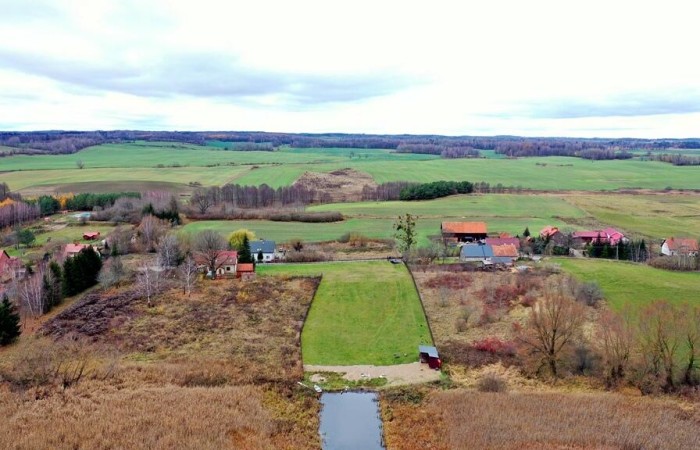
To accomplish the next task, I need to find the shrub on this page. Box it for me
[284,250,328,263]
[472,337,516,356]
[477,373,508,392]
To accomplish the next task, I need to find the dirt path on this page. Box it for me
[305,362,441,386]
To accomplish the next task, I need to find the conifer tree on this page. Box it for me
[238,235,253,263]
[0,294,21,346]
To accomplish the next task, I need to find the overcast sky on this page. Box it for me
[0,0,698,137]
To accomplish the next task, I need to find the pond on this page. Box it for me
[319,392,385,450]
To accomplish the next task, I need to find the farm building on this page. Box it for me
[63,243,91,258]
[236,263,256,279]
[539,226,560,239]
[441,221,488,243]
[485,237,521,250]
[249,239,277,262]
[460,243,494,262]
[538,226,570,246]
[491,243,519,265]
[83,231,100,240]
[661,237,699,256]
[418,345,442,370]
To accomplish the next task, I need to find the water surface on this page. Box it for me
[319,392,384,450]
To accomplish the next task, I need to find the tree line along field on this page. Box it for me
[3,141,700,194]
[257,262,432,366]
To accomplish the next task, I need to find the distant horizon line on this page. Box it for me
[1,129,699,141]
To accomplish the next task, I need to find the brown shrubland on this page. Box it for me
[382,388,700,450]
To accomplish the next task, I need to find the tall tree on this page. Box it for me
[238,234,253,263]
[0,294,21,346]
[194,230,227,278]
[393,213,417,255]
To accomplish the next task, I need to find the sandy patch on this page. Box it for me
[293,168,376,202]
[305,362,441,386]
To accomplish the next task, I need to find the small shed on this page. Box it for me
[236,263,256,279]
[418,345,442,370]
[83,231,101,240]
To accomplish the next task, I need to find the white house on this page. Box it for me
[249,240,278,263]
[661,237,699,256]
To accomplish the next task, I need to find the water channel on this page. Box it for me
[319,392,385,450]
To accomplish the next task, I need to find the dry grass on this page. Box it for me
[0,275,322,449]
[0,383,319,450]
[382,388,700,450]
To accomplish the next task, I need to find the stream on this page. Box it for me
[319,392,385,450]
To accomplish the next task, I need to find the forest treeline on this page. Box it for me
[2,130,700,158]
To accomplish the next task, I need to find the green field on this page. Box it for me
[564,194,700,240]
[3,142,700,194]
[556,258,700,311]
[180,194,590,244]
[258,261,432,365]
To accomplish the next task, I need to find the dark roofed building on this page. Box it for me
[249,239,277,262]
[419,345,442,370]
[460,243,494,262]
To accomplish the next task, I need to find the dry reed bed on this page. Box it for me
[383,389,700,450]
[0,383,319,449]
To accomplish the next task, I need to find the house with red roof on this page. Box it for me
[64,243,91,258]
[83,231,101,240]
[441,221,488,243]
[485,237,521,250]
[0,249,22,280]
[236,263,255,280]
[661,238,699,257]
[196,250,238,278]
[572,228,626,247]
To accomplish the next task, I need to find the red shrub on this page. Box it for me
[425,273,473,289]
[471,337,516,356]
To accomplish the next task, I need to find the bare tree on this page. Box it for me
[681,303,700,385]
[179,253,197,296]
[597,309,633,387]
[157,233,181,269]
[98,256,126,288]
[16,272,45,319]
[518,279,586,377]
[136,261,160,307]
[108,226,132,255]
[194,230,227,279]
[138,215,165,252]
[191,189,213,214]
[637,300,682,390]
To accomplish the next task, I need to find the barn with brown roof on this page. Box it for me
[441,221,488,243]
[661,237,699,256]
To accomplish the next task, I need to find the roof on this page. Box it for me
[485,237,521,249]
[664,238,699,252]
[249,239,276,253]
[419,345,439,358]
[539,226,560,238]
[572,231,603,239]
[0,250,20,274]
[573,229,625,245]
[441,221,488,234]
[83,231,100,238]
[492,243,518,257]
[216,250,238,266]
[460,243,494,258]
[237,263,255,273]
[65,243,90,254]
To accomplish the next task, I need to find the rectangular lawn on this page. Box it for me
[258,261,433,365]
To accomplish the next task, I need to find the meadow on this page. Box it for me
[556,258,700,310]
[3,142,700,194]
[258,261,433,365]
[563,193,700,239]
[181,194,591,245]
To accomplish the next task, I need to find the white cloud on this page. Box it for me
[0,0,698,137]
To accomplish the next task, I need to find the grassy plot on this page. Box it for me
[234,156,700,190]
[181,194,589,245]
[555,258,700,310]
[258,262,432,365]
[563,193,700,239]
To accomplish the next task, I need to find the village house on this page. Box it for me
[572,228,626,248]
[0,249,22,280]
[63,243,92,258]
[441,221,488,243]
[539,226,570,246]
[485,237,521,250]
[249,239,278,262]
[213,250,238,277]
[460,243,494,262]
[661,237,699,256]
